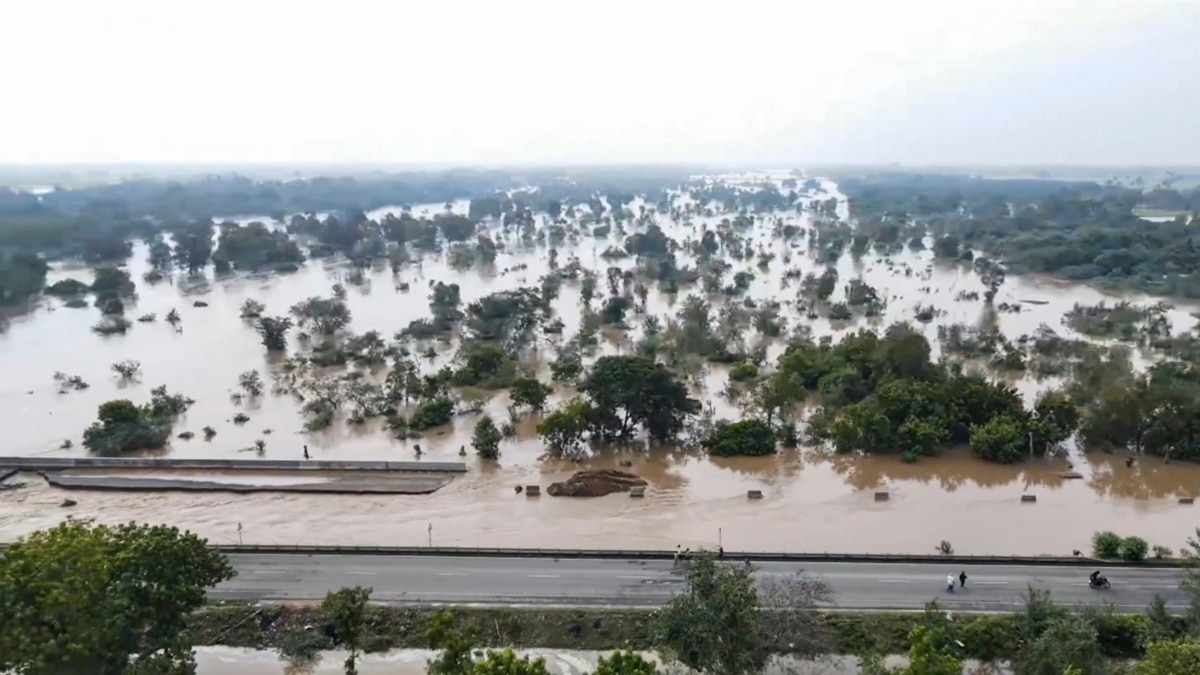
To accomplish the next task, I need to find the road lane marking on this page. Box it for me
[878,579,912,584]
[347,572,376,576]
[528,574,560,579]
[974,581,1008,586]
[618,576,655,580]
[437,573,468,577]
[253,571,286,575]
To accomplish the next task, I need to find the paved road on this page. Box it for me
[212,554,1192,613]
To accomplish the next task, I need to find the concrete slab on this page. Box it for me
[0,457,466,473]
[40,471,453,495]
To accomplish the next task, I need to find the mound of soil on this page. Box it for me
[547,469,647,497]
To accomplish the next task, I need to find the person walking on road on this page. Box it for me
[959,571,967,589]
[673,545,681,567]
[946,574,956,593]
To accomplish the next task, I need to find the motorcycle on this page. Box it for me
[1089,576,1112,589]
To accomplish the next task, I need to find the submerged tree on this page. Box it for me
[256,315,294,351]
[472,416,502,460]
[290,295,352,335]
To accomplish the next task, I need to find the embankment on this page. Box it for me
[186,604,1169,661]
[38,472,453,495]
[0,457,467,473]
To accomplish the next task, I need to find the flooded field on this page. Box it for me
[2,173,1198,554]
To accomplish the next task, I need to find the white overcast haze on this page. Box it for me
[2,0,1198,166]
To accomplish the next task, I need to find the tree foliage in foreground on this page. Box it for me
[322,585,373,675]
[1135,640,1200,674]
[426,612,658,675]
[426,612,551,675]
[0,520,235,675]
[654,552,832,675]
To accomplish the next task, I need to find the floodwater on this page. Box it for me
[2,172,1199,555]
[193,647,976,675]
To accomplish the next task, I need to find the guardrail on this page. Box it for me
[0,542,1178,568]
[0,457,467,473]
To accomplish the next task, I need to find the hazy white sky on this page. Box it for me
[2,0,1198,165]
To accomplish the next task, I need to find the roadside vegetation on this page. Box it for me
[8,521,1200,674]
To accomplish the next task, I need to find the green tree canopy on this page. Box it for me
[0,520,235,675]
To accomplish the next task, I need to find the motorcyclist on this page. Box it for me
[1090,570,1102,586]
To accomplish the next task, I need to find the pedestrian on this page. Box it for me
[946,574,956,593]
[718,545,725,559]
[303,445,309,460]
[959,571,967,589]
[673,545,681,567]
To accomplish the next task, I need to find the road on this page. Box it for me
[212,554,1192,613]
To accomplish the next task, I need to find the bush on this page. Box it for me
[1120,536,1149,562]
[968,415,1025,464]
[957,614,1019,663]
[729,362,759,382]
[81,392,192,457]
[410,397,455,431]
[1092,531,1123,559]
[701,419,777,457]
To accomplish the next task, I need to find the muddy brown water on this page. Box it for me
[2,173,1199,554]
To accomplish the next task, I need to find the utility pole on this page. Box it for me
[428,522,433,547]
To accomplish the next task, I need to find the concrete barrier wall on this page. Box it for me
[40,471,454,495]
[0,457,467,473]
[0,542,1174,568]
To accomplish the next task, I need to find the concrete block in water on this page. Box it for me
[1180,497,1195,505]
[874,491,889,501]
[629,486,646,498]
[525,485,541,496]
[747,490,763,500]
[1021,495,1037,503]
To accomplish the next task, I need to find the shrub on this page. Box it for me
[410,397,456,432]
[1092,531,1123,559]
[729,362,759,383]
[702,419,776,457]
[1120,536,1149,562]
